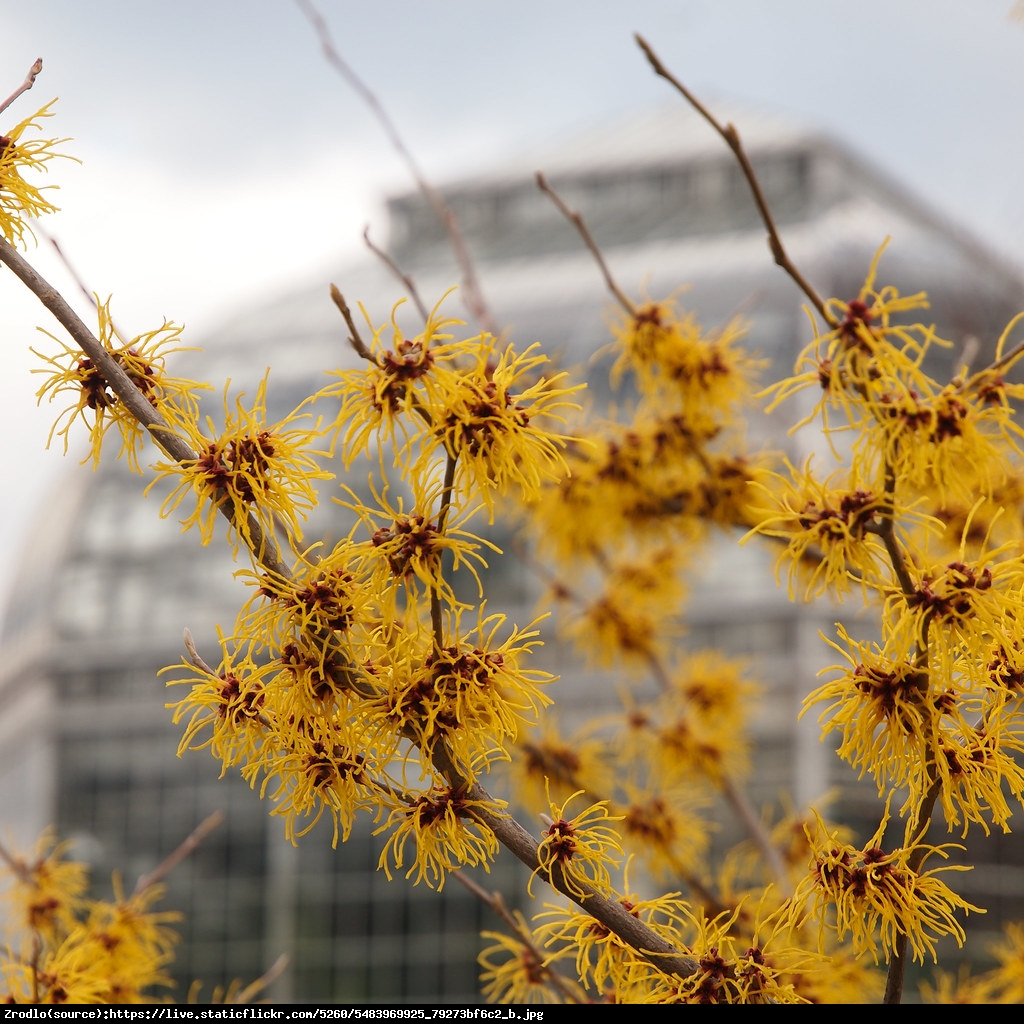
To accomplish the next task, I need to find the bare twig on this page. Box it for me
[720,776,788,890]
[329,284,376,364]
[227,953,290,1004]
[363,225,430,323]
[296,0,498,336]
[536,172,635,316]
[882,778,942,1004]
[0,59,43,118]
[634,35,836,329]
[37,227,132,346]
[133,811,225,896]
[452,872,584,1003]
[183,628,217,676]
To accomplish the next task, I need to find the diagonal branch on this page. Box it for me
[0,236,291,581]
[363,225,430,323]
[535,172,635,315]
[295,0,498,336]
[133,811,225,896]
[0,58,43,118]
[634,35,835,329]
[453,872,586,1003]
[430,742,700,979]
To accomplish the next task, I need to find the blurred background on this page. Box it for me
[3,0,1024,1003]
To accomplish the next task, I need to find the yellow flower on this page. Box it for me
[859,379,1017,503]
[150,374,332,552]
[530,411,763,570]
[919,964,989,1004]
[1,831,87,945]
[531,788,624,899]
[375,786,502,889]
[978,921,1024,1003]
[930,694,1024,837]
[609,298,762,412]
[535,889,692,997]
[783,810,981,964]
[0,834,181,1003]
[562,545,684,671]
[619,656,755,788]
[375,608,554,775]
[479,914,579,1003]
[236,538,370,671]
[807,627,936,794]
[33,296,208,471]
[326,292,466,462]
[513,716,615,814]
[0,99,73,247]
[325,295,584,517]
[886,547,1024,656]
[164,629,269,771]
[746,459,940,600]
[247,699,387,847]
[74,879,180,1002]
[618,786,711,882]
[764,242,940,426]
[342,477,497,621]
[427,337,583,515]
[637,905,817,1004]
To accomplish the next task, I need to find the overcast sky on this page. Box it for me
[2,0,1024,598]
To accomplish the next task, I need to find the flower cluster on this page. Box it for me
[158,295,570,888]
[531,788,624,899]
[0,834,178,1004]
[782,813,979,964]
[0,99,71,247]
[325,298,584,515]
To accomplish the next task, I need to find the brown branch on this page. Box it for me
[0,236,293,582]
[882,776,942,1005]
[296,0,498,336]
[363,225,430,323]
[634,35,835,329]
[520,740,727,914]
[329,284,376,363]
[133,810,225,896]
[720,775,788,890]
[0,58,43,118]
[429,744,699,979]
[38,227,131,346]
[535,172,635,315]
[431,453,459,651]
[453,872,585,1003]
[228,954,290,1004]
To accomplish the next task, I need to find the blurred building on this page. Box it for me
[2,102,1022,1000]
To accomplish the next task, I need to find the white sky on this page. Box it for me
[2,0,1024,600]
